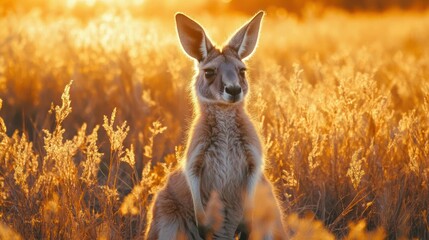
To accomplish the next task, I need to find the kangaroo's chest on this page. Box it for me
[201,120,249,192]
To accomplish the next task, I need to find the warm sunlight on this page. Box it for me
[0,0,428,239]
[65,0,147,8]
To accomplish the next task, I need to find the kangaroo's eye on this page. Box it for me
[204,69,216,80]
[239,68,246,78]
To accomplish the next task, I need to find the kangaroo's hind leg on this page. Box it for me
[145,170,201,240]
[145,216,180,240]
[146,210,201,240]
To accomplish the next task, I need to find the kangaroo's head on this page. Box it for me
[175,12,264,105]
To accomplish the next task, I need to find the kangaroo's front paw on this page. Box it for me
[196,211,210,238]
[236,220,252,240]
[197,223,211,239]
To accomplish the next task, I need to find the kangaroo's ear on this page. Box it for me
[227,11,264,60]
[175,13,213,61]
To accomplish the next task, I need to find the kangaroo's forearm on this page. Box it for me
[245,167,261,209]
[185,142,206,224]
[245,145,263,208]
[187,173,205,218]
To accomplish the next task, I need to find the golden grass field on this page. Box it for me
[0,1,429,239]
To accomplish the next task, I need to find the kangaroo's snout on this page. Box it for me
[225,85,242,96]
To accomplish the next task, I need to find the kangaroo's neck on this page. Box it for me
[198,103,248,127]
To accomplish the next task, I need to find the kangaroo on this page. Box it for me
[145,11,285,239]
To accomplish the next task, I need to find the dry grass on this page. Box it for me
[0,5,429,239]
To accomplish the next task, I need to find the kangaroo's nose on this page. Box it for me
[225,86,242,96]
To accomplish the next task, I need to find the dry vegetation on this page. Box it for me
[0,2,429,239]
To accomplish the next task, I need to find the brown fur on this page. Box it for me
[145,11,286,239]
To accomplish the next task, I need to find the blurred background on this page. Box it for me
[0,0,428,183]
[1,0,428,177]
[1,0,428,18]
[1,1,429,238]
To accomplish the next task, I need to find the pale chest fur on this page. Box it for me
[197,106,261,201]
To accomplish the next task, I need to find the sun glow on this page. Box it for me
[66,0,145,8]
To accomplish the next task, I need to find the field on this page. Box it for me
[1,1,429,239]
